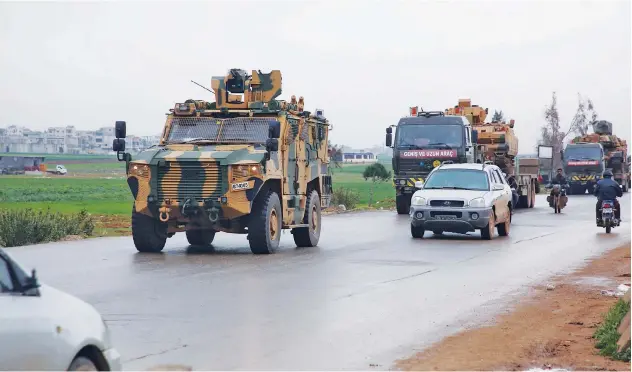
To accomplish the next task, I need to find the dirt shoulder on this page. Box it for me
[395,242,632,371]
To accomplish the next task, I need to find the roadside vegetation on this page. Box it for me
[594,297,631,362]
[0,208,95,247]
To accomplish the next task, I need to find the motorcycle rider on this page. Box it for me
[549,168,567,197]
[594,169,623,223]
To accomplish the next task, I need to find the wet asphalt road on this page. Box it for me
[7,193,632,370]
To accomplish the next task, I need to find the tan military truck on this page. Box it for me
[112,68,333,254]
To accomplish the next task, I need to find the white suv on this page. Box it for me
[409,162,513,240]
[0,248,121,371]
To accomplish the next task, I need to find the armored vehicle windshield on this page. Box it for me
[165,117,272,145]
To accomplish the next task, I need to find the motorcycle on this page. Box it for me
[546,183,568,214]
[598,199,620,233]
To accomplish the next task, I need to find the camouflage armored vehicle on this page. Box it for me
[112,68,333,254]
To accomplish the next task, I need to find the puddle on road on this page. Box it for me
[571,275,618,289]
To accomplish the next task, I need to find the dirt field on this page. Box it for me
[395,242,631,371]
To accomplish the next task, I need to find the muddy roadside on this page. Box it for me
[395,242,631,371]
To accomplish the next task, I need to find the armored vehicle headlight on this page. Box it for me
[411,196,426,206]
[232,164,261,178]
[130,164,149,178]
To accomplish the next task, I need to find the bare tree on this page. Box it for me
[568,93,589,136]
[491,110,505,122]
[587,98,598,124]
[538,92,565,169]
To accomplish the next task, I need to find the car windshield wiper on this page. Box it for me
[426,142,452,149]
[425,186,471,190]
[397,144,421,149]
[170,138,215,144]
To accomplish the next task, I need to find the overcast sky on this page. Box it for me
[0,0,630,152]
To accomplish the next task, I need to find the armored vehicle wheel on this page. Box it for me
[480,211,495,240]
[248,191,282,254]
[186,229,216,246]
[396,194,411,215]
[292,189,321,247]
[132,205,168,253]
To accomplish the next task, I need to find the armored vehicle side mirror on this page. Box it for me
[414,180,424,188]
[113,138,126,152]
[266,138,279,152]
[115,121,127,139]
[386,133,393,147]
[268,121,281,139]
[386,127,392,134]
[560,149,564,160]
[472,130,478,143]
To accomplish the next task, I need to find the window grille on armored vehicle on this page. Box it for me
[166,117,273,144]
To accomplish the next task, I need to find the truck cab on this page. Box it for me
[385,108,480,214]
[562,142,605,194]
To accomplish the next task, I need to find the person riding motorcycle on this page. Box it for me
[549,168,568,196]
[594,169,623,223]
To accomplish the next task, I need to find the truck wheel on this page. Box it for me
[132,205,168,253]
[480,212,495,240]
[396,194,411,215]
[248,191,282,254]
[292,189,321,247]
[411,224,424,238]
[186,229,216,246]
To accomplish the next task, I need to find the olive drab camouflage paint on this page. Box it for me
[113,69,333,254]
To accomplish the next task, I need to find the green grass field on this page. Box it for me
[331,163,394,206]
[0,160,395,216]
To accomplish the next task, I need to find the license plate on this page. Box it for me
[603,208,613,213]
[435,215,457,220]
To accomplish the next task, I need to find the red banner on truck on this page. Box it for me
[400,150,457,159]
[567,160,600,166]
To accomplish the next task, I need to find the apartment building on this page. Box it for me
[0,125,160,154]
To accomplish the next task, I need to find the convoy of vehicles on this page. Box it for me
[112,68,333,254]
[409,162,513,240]
[386,99,541,215]
[0,248,121,371]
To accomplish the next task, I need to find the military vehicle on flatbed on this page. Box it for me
[112,68,333,254]
[446,99,540,209]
